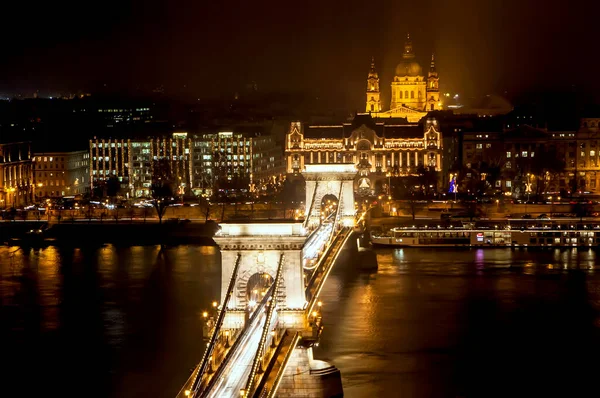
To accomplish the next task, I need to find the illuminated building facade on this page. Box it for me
[286,114,443,195]
[202,131,285,197]
[129,133,193,197]
[368,35,442,122]
[90,134,193,198]
[0,141,33,207]
[32,151,90,199]
[90,131,284,198]
[460,118,600,197]
[89,138,131,195]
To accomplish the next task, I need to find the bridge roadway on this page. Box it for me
[206,309,279,397]
[178,220,354,398]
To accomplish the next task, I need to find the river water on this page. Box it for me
[2,244,600,397]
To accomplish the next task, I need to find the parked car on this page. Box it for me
[522,214,532,219]
[537,213,551,220]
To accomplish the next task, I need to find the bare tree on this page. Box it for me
[151,158,175,224]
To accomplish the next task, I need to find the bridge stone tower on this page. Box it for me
[214,222,307,329]
[303,164,356,228]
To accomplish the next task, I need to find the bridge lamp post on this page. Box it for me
[270,330,276,348]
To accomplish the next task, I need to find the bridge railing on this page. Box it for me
[243,253,286,397]
[197,279,277,397]
[305,227,353,316]
[257,331,301,398]
[194,254,242,394]
[304,225,346,299]
[302,181,319,229]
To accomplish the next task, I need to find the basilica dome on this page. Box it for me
[395,60,422,77]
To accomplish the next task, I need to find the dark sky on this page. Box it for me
[2,0,599,107]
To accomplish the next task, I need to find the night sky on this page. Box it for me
[2,0,599,106]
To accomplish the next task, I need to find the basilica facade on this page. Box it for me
[367,35,441,123]
[285,114,443,195]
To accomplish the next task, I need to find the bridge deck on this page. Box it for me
[253,331,301,398]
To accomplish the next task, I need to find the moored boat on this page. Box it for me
[371,227,600,248]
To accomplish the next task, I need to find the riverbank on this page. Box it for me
[1,220,220,246]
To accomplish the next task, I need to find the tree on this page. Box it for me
[198,196,211,222]
[151,158,175,224]
[529,146,565,196]
[106,176,121,198]
[479,160,503,195]
[416,165,438,196]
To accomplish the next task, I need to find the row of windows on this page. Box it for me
[34,156,63,162]
[93,142,129,148]
[36,191,65,197]
[396,90,422,100]
[33,180,65,186]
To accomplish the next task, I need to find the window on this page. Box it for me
[486,143,492,148]
[581,151,585,157]
[506,181,512,188]
[405,91,408,98]
[506,151,511,158]
[399,91,403,99]
[506,161,512,169]
[411,91,415,99]
[591,150,596,157]
[476,144,483,149]
[531,152,535,157]
[522,151,528,157]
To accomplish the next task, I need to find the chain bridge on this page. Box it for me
[177,164,359,398]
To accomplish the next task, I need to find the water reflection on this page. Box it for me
[0,244,221,398]
[5,244,600,397]
[315,247,600,398]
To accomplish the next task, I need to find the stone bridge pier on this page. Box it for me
[214,222,308,329]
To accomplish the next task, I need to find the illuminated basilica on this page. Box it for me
[367,34,441,123]
[284,34,444,195]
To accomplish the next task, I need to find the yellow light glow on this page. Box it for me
[202,311,208,318]
[212,301,218,308]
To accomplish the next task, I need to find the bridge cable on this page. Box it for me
[191,253,242,396]
[243,253,286,397]
[198,282,276,398]
[303,181,319,229]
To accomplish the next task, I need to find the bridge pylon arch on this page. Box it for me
[303,164,356,229]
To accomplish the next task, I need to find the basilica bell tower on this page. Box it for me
[426,53,441,111]
[365,57,381,113]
